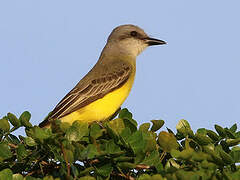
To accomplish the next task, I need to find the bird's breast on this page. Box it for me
[60,70,136,124]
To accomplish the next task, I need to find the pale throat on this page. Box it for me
[104,39,148,59]
[118,39,148,57]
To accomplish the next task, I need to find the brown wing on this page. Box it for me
[39,61,132,127]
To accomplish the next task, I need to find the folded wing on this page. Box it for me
[39,61,131,127]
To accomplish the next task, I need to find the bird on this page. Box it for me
[39,24,166,128]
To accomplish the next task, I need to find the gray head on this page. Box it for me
[106,24,166,57]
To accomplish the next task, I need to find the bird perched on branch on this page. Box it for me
[39,24,166,128]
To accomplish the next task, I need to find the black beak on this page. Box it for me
[144,37,166,46]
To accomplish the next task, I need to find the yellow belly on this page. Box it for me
[60,73,135,124]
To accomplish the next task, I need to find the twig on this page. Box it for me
[89,159,100,165]
[160,151,166,162]
[61,144,70,180]
[115,167,135,180]
[8,143,17,148]
[135,164,150,170]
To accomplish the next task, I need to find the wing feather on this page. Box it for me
[48,61,132,120]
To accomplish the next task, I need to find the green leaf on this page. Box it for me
[0,143,12,161]
[105,140,121,154]
[165,158,180,170]
[78,167,95,176]
[176,119,193,137]
[66,126,80,142]
[236,131,240,138]
[150,120,164,132]
[171,149,181,159]
[192,151,210,162]
[128,131,145,154]
[17,144,28,160]
[117,162,136,169]
[226,138,240,147]
[214,124,226,138]
[32,126,51,141]
[219,149,233,164]
[59,121,71,132]
[203,145,224,166]
[151,174,164,180]
[158,131,179,152]
[107,118,125,135]
[175,131,185,140]
[13,174,24,180]
[230,123,237,133]
[196,128,207,135]
[19,111,32,128]
[0,168,13,180]
[139,123,150,132]
[142,150,160,166]
[7,113,21,127]
[65,149,74,163]
[106,124,119,142]
[79,176,95,180]
[232,171,240,180]
[135,152,145,164]
[138,174,151,180]
[66,121,88,142]
[207,130,219,141]
[0,117,10,132]
[201,160,217,170]
[194,133,212,146]
[179,148,194,160]
[230,149,240,163]
[225,128,236,139]
[176,170,199,180]
[119,108,137,132]
[143,131,157,152]
[43,176,54,180]
[90,123,102,139]
[80,144,99,159]
[96,163,113,177]
[119,108,132,120]
[71,165,79,178]
[154,162,164,173]
[119,127,131,147]
[172,148,194,160]
[8,134,20,145]
[114,156,133,162]
[123,118,137,133]
[220,140,229,152]
[24,137,36,146]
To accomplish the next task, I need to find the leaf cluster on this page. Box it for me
[0,109,239,179]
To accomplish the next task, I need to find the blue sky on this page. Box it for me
[0,1,240,134]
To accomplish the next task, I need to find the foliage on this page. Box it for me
[0,109,239,180]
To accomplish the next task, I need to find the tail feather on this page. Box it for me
[39,111,52,128]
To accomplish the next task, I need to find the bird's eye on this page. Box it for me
[130,31,138,37]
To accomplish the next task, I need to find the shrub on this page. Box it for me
[0,109,239,179]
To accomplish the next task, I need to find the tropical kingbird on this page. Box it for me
[39,24,166,128]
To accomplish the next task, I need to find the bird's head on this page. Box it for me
[106,24,166,57]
